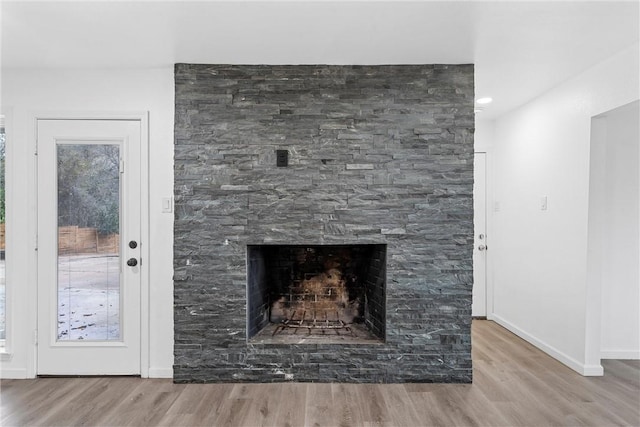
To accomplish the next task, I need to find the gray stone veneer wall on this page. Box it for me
[174,64,475,383]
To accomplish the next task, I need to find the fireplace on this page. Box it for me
[247,244,386,344]
[174,64,474,383]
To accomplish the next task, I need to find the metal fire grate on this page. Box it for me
[271,269,357,336]
[272,309,354,336]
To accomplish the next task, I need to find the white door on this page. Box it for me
[472,152,488,317]
[37,119,141,375]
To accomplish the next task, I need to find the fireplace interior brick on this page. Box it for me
[247,244,386,344]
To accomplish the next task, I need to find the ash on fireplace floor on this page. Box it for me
[250,322,383,345]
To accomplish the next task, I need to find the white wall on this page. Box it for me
[490,42,639,375]
[0,68,175,378]
[592,101,640,360]
[475,119,495,153]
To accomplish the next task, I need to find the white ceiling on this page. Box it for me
[2,1,639,118]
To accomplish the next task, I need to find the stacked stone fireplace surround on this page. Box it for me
[174,64,475,383]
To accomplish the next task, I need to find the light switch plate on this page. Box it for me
[540,196,548,211]
[162,197,173,213]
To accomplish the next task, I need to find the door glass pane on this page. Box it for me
[57,144,120,341]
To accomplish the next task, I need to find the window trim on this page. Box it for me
[0,108,12,356]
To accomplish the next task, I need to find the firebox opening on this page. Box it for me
[247,244,386,344]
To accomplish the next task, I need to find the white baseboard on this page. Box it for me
[582,364,605,376]
[0,368,29,379]
[0,366,173,379]
[148,367,173,378]
[601,350,640,360]
[491,314,604,376]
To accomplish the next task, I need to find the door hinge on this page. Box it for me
[33,330,38,345]
[119,159,125,174]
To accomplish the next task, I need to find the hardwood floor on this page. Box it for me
[2,321,639,426]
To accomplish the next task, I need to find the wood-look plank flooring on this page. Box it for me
[1,321,638,426]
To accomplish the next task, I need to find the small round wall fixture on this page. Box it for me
[476,97,493,105]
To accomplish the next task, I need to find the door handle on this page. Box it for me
[127,258,138,267]
[478,244,487,251]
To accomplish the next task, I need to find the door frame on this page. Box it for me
[483,151,495,321]
[31,111,150,377]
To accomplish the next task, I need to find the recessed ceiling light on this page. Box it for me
[476,97,493,105]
